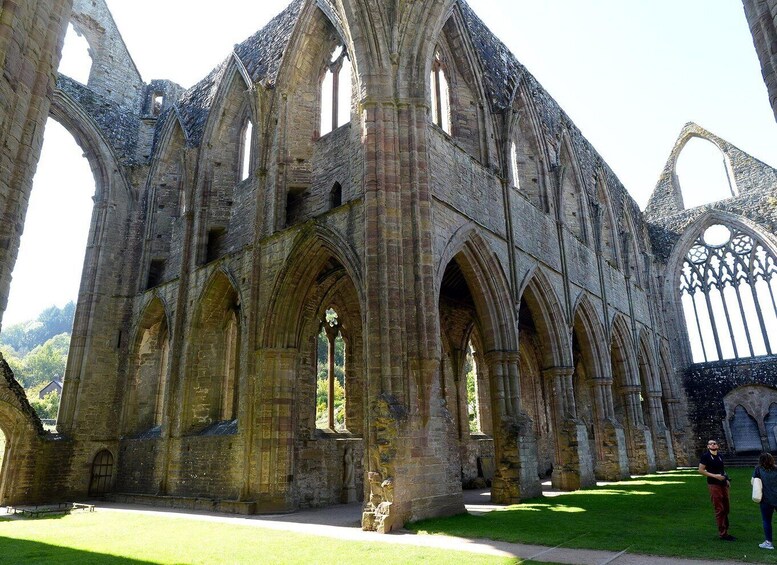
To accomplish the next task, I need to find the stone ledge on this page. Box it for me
[108,493,256,515]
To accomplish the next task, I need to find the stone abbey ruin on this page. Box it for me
[0,0,776,532]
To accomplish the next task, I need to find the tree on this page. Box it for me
[30,390,60,420]
[0,302,76,354]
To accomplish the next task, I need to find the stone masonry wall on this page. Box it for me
[684,356,777,454]
[0,0,73,327]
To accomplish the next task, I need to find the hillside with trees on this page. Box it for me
[0,302,75,419]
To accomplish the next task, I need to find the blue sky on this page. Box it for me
[4,0,776,327]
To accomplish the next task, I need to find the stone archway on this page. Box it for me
[723,385,777,454]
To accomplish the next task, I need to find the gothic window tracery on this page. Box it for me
[320,45,351,137]
[680,224,777,362]
[430,50,451,134]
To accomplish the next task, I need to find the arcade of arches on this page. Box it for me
[0,0,776,532]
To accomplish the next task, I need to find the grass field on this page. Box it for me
[0,467,774,564]
[0,511,517,565]
[411,467,776,563]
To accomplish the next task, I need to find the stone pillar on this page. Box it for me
[621,385,656,475]
[0,0,73,329]
[645,392,675,470]
[665,398,691,466]
[545,367,595,490]
[249,347,297,512]
[742,0,777,121]
[487,351,541,503]
[592,379,629,480]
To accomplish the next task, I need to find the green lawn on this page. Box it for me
[410,467,776,563]
[0,511,518,565]
[2,468,773,564]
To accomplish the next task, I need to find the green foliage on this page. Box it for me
[315,326,346,431]
[0,304,72,420]
[3,333,68,389]
[29,390,60,420]
[0,302,75,355]
[464,347,479,433]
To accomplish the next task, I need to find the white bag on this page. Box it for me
[753,476,763,503]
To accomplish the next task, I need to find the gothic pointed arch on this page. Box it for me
[507,82,549,212]
[0,356,46,505]
[571,293,608,380]
[436,226,517,352]
[262,224,363,350]
[518,268,572,369]
[610,314,638,389]
[427,4,498,164]
[258,224,365,507]
[594,172,620,268]
[271,3,356,229]
[182,269,243,433]
[557,132,592,244]
[51,87,138,436]
[195,60,258,264]
[664,211,777,365]
[141,116,188,290]
[621,206,644,287]
[122,296,171,436]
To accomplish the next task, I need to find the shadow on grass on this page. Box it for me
[408,468,767,562]
[0,536,154,564]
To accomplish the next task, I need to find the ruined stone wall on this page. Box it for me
[684,356,777,453]
[70,0,144,110]
[116,438,160,493]
[295,438,364,507]
[743,0,777,121]
[0,0,691,519]
[0,0,73,328]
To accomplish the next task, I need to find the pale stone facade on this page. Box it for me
[0,0,774,532]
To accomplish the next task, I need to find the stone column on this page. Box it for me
[0,0,73,329]
[248,347,297,512]
[487,351,541,503]
[645,392,675,470]
[742,0,777,121]
[621,385,656,475]
[545,367,595,490]
[592,379,629,480]
[665,397,691,466]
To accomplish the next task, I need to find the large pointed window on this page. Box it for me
[316,308,346,431]
[320,46,351,137]
[680,224,777,362]
[430,50,451,134]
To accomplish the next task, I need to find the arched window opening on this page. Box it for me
[221,308,240,421]
[316,308,346,431]
[129,314,169,434]
[676,138,737,209]
[320,46,351,137]
[58,23,92,84]
[239,119,253,181]
[430,50,451,134]
[330,182,342,209]
[88,450,113,496]
[464,341,481,433]
[152,92,164,117]
[154,337,169,426]
[680,224,777,362]
[509,142,520,190]
[2,119,92,417]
